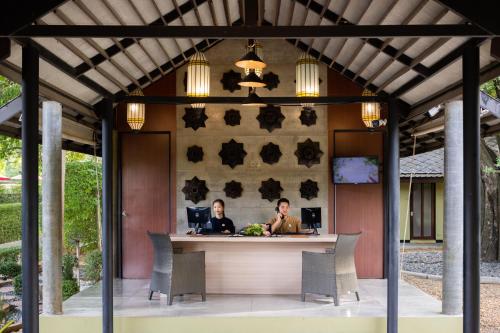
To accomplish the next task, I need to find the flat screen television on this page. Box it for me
[333,156,379,184]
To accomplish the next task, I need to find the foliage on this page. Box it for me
[0,76,22,177]
[13,275,22,296]
[0,185,21,204]
[481,77,500,98]
[0,261,21,279]
[62,253,77,281]
[64,160,102,251]
[62,279,79,300]
[242,223,265,236]
[83,250,102,283]
[0,247,20,263]
[0,203,21,244]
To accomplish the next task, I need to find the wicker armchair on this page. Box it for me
[301,232,361,305]
[147,232,206,305]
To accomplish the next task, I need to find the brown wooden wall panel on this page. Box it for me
[328,70,384,278]
[121,133,170,278]
[117,72,177,231]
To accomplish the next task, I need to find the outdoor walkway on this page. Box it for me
[60,279,443,317]
[40,279,461,333]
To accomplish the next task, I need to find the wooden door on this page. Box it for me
[410,183,436,240]
[121,133,171,278]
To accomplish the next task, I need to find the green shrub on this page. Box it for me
[62,253,77,281]
[0,261,21,279]
[64,160,102,252]
[13,274,22,295]
[83,250,101,283]
[62,279,79,300]
[0,247,20,262]
[0,203,22,244]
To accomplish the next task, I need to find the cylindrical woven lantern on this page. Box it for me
[127,89,145,131]
[244,41,264,78]
[361,89,381,128]
[187,52,210,109]
[296,52,319,103]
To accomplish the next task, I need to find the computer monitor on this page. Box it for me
[186,207,211,232]
[301,208,321,235]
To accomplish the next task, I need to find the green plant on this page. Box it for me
[0,203,22,244]
[0,247,20,263]
[62,279,79,300]
[13,275,21,296]
[83,250,102,283]
[242,223,264,236]
[0,261,21,279]
[64,160,102,252]
[62,253,77,281]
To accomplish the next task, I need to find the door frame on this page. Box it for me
[117,131,172,278]
[409,182,436,240]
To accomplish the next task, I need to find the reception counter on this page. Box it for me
[170,234,337,294]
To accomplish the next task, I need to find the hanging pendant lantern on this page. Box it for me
[239,70,267,88]
[361,89,381,128]
[127,89,145,131]
[242,88,266,107]
[244,41,264,77]
[187,52,210,109]
[296,52,319,108]
[235,39,266,71]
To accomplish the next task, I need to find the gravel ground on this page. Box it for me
[402,273,500,333]
[401,250,500,278]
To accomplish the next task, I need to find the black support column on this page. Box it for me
[101,98,114,333]
[463,46,480,333]
[387,99,400,333]
[21,44,39,333]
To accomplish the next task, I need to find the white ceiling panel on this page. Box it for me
[85,68,121,93]
[401,60,462,104]
[98,61,132,88]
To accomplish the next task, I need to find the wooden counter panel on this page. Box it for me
[172,235,337,294]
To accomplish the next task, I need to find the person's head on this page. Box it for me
[277,198,290,216]
[212,199,225,217]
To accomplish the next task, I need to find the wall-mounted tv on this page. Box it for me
[333,156,379,184]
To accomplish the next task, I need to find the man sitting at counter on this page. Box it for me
[263,198,302,236]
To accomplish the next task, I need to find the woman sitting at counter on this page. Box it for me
[202,199,235,234]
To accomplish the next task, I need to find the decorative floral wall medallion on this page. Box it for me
[220,69,242,93]
[260,142,282,165]
[299,107,317,126]
[257,105,285,133]
[295,138,323,168]
[183,108,208,130]
[187,145,204,163]
[224,180,243,199]
[300,179,319,200]
[182,176,209,204]
[259,178,283,202]
[219,139,247,168]
[224,109,241,126]
[263,72,280,91]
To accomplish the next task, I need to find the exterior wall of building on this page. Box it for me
[175,40,329,233]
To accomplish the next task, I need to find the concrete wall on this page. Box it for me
[175,40,328,233]
[400,180,443,241]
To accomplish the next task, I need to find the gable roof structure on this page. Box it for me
[0,0,499,155]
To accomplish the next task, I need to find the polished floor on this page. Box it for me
[60,279,449,318]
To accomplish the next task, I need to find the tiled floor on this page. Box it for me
[60,279,450,318]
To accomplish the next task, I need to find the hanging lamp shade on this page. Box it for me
[187,52,210,109]
[235,50,266,71]
[296,52,319,106]
[127,89,145,131]
[361,89,381,128]
[244,42,264,77]
[238,70,267,88]
[242,89,266,107]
